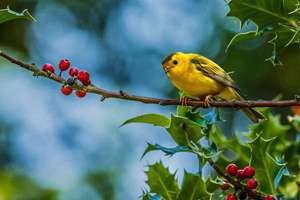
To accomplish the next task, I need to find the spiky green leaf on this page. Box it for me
[177,172,211,200]
[249,135,287,194]
[146,162,179,200]
[166,115,204,146]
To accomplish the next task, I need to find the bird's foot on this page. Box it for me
[203,95,214,108]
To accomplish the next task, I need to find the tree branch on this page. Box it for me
[1,50,299,109]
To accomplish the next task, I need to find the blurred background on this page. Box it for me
[0,0,299,199]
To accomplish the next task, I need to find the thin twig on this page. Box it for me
[0,50,299,109]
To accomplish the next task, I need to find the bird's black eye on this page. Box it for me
[173,60,178,65]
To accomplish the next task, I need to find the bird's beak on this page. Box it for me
[163,65,173,73]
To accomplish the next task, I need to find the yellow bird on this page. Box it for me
[162,52,264,123]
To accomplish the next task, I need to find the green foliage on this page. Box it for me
[166,115,204,146]
[249,135,288,194]
[177,172,211,200]
[121,113,170,127]
[0,7,36,24]
[145,162,211,200]
[85,171,115,200]
[146,162,180,200]
[227,0,300,65]
[126,105,299,199]
[0,170,58,200]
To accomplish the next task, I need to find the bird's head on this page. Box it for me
[161,52,189,75]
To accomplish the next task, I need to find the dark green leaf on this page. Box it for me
[0,7,36,24]
[146,162,179,200]
[227,0,297,30]
[166,115,204,146]
[121,113,170,127]
[177,172,211,200]
[249,135,287,194]
[226,31,258,51]
[141,143,191,159]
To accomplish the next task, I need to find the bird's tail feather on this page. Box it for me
[219,87,265,123]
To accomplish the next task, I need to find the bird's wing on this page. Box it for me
[190,56,240,91]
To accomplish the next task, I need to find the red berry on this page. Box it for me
[77,70,90,84]
[243,166,255,178]
[76,90,86,98]
[81,78,91,86]
[69,67,79,77]
[42,63,55,73]
[226,194,237,200]
[59,59,71,71]
[264,195,276,200]
[220,183,230,190]
[61,85,73,95]
[237,169,245,179]
[247,178,258,189]
[226,164,238,176]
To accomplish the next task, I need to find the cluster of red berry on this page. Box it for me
[221,163,276,200]
[42,59,91,98]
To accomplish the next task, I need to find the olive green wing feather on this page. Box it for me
[190,56,240,91]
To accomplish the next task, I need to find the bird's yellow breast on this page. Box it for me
[167,68,224,98]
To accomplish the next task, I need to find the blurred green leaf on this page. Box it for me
[0,170,57,200]
[166,115,203,146]
[121,113,170,127]
[177,172,211,200]
[146,162,179,200]
[141,143,191,159]
[86,171,115,200]
[0,7,36,24]
[249,135,287,194]
[210,125,250,165]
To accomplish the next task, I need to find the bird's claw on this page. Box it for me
[203,95,214,108]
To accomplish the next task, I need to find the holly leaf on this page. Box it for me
[0,7,36,24]
[227,0,297,30]
[166,115,204,146]
[177,172,211,200]
[248,113,289,140]
[121,113,170,128]
[226,31,258,51]
[141,143,191,159]
[146,162,179,200]
[226,0,300,65]
[249,135,287,194]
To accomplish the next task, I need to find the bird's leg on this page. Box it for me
[202,95,214,108]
